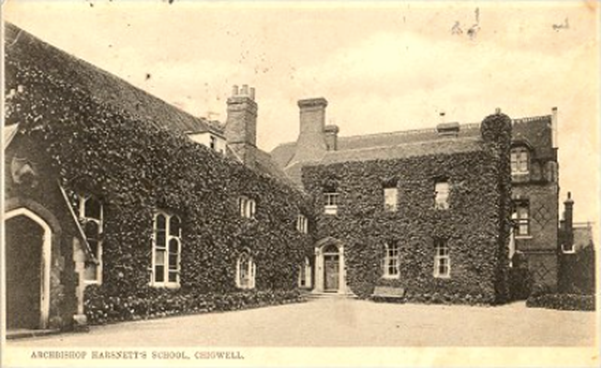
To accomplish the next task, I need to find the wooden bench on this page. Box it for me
[371,286,405,302]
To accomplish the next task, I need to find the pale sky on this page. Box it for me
[3,0,600,224]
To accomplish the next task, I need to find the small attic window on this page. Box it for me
[210,135,217,150]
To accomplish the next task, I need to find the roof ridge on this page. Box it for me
[339,121,482,142]
[332,135,481,153]
[512,115,552,124]
[6,22,220,135]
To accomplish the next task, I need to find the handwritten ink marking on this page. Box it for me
[451,21,463,35]
[451,8,480,40]
[552,18,570,32]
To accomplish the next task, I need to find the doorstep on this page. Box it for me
[6,328,61,340]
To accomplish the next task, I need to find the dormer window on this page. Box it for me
[324,192,339,215]
[239,196,256,219]
[511,147,529,175]
[210,135,217,150]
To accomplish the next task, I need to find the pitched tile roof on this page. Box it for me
[318,135,484,165]
[4,23,219,136]
[271,117,552,170]
[5,23,291,184]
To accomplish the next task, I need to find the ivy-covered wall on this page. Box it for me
[5,58,315,325]
[302,115,513,304]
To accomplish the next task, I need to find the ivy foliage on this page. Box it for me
[84,285,305,325]
[5,58,315,315]
[302,123,512,304]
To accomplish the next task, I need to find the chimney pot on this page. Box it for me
[232,85,239,96]
[250,87,255,100]
[495,107,501,114]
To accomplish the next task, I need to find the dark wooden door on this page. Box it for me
[324,255,339,292]
[6,216,43,330]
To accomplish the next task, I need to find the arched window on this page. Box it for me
[79,195,103,283]
[151,211,181,288]
[382,241,400,278]
[236,251,256,289]
[511,147,530,175]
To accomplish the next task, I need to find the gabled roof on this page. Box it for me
[255,149,296,186]
[271,124,482,169]
[319,135,483,165]
[5,23,292,185]
[4,23,220,136]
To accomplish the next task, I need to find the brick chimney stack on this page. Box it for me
[225,84,257,169]
[324,124,339,151]
[287,98,329,166]
[563,191,574,245]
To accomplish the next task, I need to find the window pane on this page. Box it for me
[168,238,179,253]
[155,250,165,265]
[84,263,97,281]
[169,216,181,237]
[384,188,398,211]
[156,214,166,231]
[168,271,177,282]
[435,182,449,194]
[154,266,164,282]
[85,197,102,219]
[519,223,529,235]
[88,239,99,258]
[169,254,178,270]
[84,221,99,238]
[155,231,166,249]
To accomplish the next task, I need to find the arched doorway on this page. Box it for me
[314,238,347,294]
[5,208,52,330]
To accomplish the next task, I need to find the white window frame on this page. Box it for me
[151,211,182,288]
[383,186,398,212]
[79,194,103,284]
[511,147,530,175]
[324,192,339,215]
[513,201,530,237]
[236,251,256,289]
[382,242,400,279]
[434,181,450,210]
[434,239,451,278]
[297,214,308,233]
[238,196,256,219]
[298,257,312,288]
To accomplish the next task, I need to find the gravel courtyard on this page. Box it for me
[8,298,597,347]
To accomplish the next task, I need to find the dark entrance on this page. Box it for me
[323,244,339,292]
[6,215,44,329]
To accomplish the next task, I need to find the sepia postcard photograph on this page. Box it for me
[0,0,599,367]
